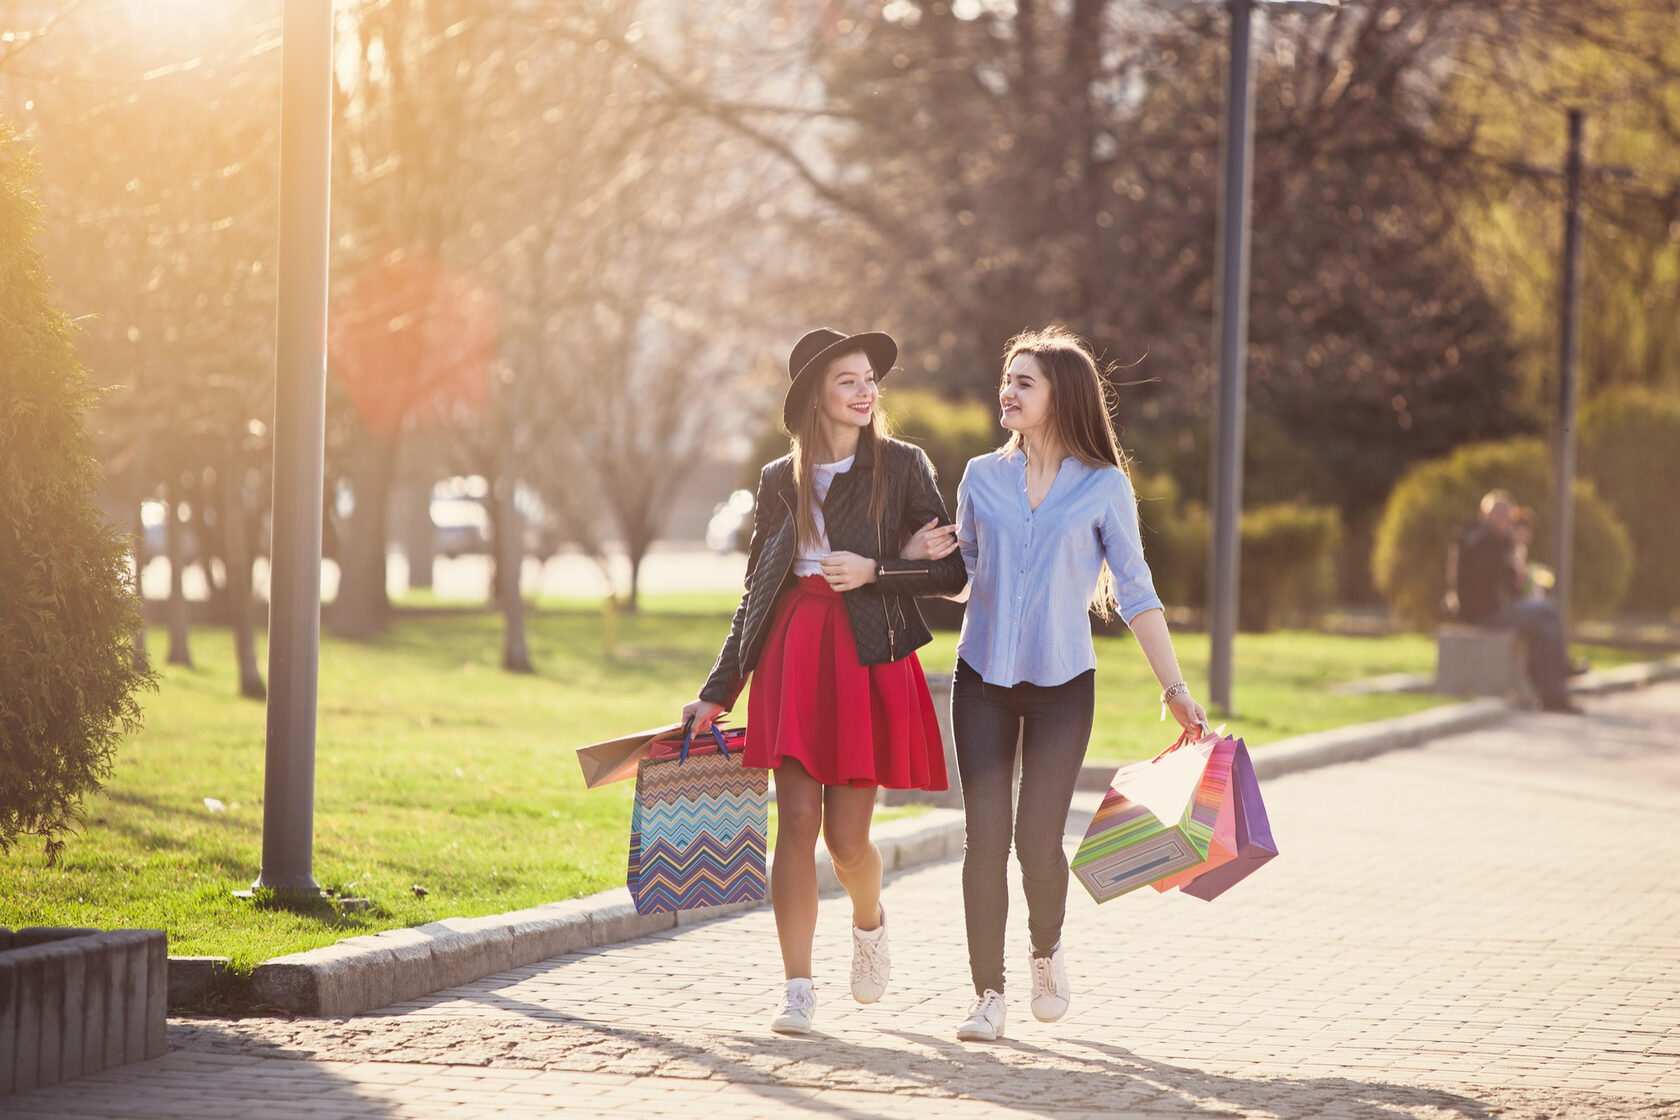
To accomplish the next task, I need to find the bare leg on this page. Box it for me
[772,760,824,980]
[823,784,883,930]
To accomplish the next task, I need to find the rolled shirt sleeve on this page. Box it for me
[1098,469,1166,624]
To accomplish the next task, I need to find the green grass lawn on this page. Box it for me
[0,599,1634,970]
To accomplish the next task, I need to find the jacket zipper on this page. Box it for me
[876,518,895,656]
[743,492,795,659]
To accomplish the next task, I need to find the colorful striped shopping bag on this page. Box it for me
[626,723,769,915]
[1178,738,1277,900]
[1071,732,1236,903]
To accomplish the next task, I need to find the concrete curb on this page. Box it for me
[238,655,1680,1020]
[1244,697,1512,781]
[243,808,965,1018]
[1569,654,1680,696]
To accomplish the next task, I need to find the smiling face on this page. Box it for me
[817,349,879,433]
[999,353,1054,438]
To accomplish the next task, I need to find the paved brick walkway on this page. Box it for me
[9,685,1680,1119]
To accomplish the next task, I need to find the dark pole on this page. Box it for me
[254,0,334,895]
[1207,0,1256,716]
[1552,109,1584,645]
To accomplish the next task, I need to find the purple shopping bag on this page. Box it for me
[1179,739,1277,901]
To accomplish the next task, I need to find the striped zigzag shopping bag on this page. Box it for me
[1071,732,1236,903]
[626,723,769,915]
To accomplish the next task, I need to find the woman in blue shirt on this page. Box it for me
[912,326,1209,1042]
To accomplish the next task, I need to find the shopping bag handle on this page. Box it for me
[677,716,731,764]
[1150,722,1220,763]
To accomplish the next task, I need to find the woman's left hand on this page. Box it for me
[900,518,960,561]
[1167,690,1210,737]
[820,551,877,592]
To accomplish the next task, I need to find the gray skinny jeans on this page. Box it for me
[951,657,1095,996]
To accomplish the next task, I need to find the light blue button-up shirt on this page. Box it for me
[955,450,1165,688]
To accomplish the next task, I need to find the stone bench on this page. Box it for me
[0,927,168,1097]
[1436,623,1537,707]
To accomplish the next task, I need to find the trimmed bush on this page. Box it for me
[0,120,152,855]
[1580,388,1680,614]
[1371,437,1632,631]
[1239,503,1343,631]
[1135,475,1341,631]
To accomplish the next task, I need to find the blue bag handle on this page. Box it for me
[678,717,730,764]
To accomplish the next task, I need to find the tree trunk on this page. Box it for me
[328,427,398,638]
[194,473,231,624]
[624,533,649,614]
[496,473,532,673]
[131,498,150,673]
[165,481,192,666]
[222,458,266,700]
[400,479,434,591]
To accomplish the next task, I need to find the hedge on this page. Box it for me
[1136,475,1342,632]
[1580,387,1680,614]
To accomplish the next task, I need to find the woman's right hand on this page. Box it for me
[1167,690,1210,738]
[900,518,960,561]
[682,698,728,735]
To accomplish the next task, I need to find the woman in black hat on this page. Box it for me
[683,328,966,1034]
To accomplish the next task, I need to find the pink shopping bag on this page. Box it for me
[1149,733,1242,893]
[1178,738,1277,900]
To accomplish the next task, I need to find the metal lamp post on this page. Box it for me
[1201,0,1340,717]
[252,0,335,897]
[1551,109,1585,644]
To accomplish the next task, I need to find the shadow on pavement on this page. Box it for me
[5,1025,401,1120]
[442,985,1496,1120]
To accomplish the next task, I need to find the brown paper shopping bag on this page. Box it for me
[575,723,683,788]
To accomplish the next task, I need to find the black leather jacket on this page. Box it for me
[699,434,967,709]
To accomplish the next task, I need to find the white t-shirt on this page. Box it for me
[791,455,855,578]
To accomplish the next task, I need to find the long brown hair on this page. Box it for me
[999,326,1131,617]
[1001,326,1127,470]
[788,349,892,552]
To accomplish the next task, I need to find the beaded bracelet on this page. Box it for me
[1158,680,1188,721]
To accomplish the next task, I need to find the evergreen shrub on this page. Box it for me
[0,120,152,855]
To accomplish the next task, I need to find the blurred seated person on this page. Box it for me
[1446,490,1579,713]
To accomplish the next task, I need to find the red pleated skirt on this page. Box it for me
[745,575,948,790]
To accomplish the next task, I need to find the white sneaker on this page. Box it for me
[771,978,815,1034]
[956,988,1007,1041]
[1029,941,1070,1022]
[850,906,890,1004]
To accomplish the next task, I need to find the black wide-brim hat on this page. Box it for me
[781,328,898,431]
